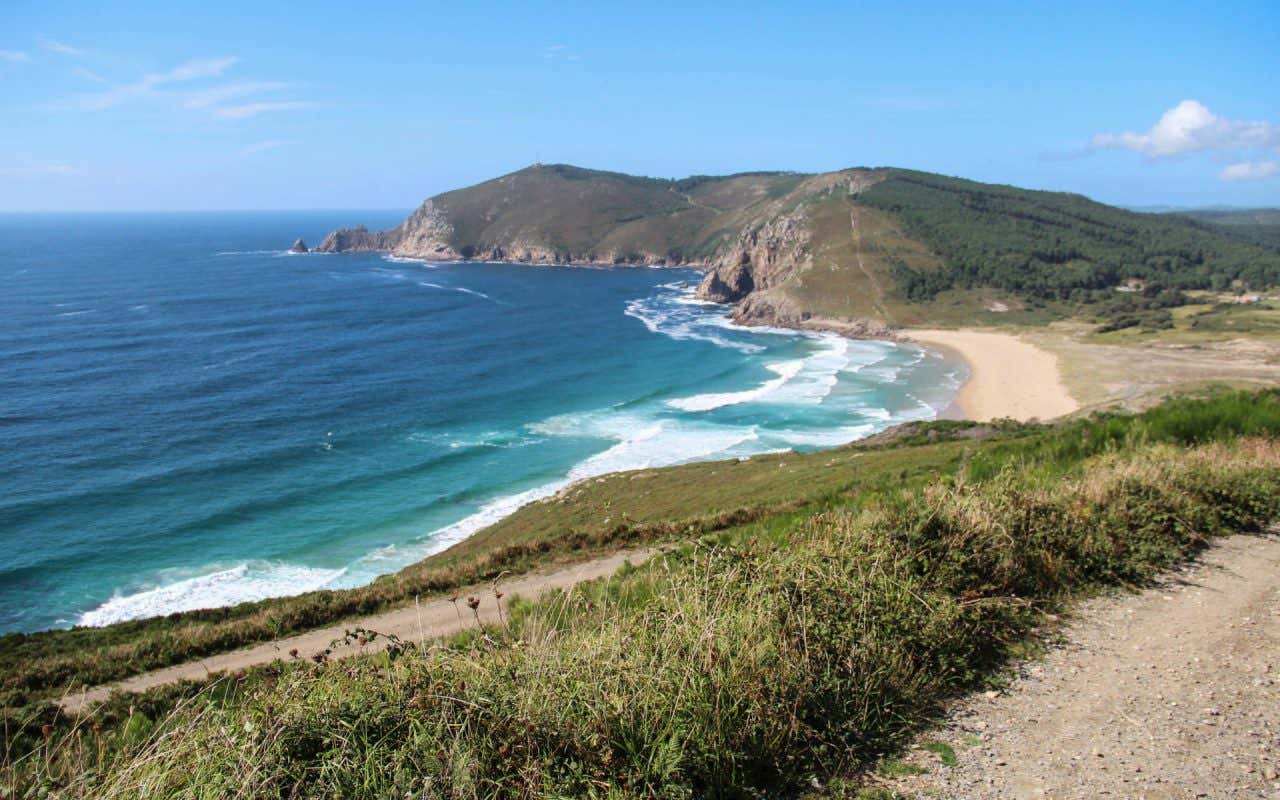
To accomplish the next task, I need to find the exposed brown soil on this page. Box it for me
[881,532,1280,799]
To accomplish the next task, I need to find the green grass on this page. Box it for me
[5,390,1280,798]
[921,741,958,768]
[0,424,1003,703]
[1090,299,1280,345]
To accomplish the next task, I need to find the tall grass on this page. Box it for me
[6,389,1278,708]
[964,387,1280,480]
[17,435,1277,799]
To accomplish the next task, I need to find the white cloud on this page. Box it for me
[40,38,83,56]
[1220,160,1280,182]
[215,101,315,119]
[1091,100,1280,159]
[80,56,239,110]
[238,140,291,156]
[185,81,290,109]
[0,50,30,62]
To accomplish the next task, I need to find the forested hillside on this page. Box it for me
[317,164,1280,332]
[858,170,1280,302]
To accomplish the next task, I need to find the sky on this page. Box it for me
[2,0,1278,211]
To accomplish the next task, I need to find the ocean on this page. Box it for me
[0,212,964,633]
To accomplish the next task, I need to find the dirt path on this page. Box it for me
[883,532,1280,799]
[849,205,894,325]
[61,548,655,714]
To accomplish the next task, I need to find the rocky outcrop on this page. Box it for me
[388,201,462,260]
[697,212,809,303]
[289,238,309,253]
[313,225,399,254]
[309,164,897,338]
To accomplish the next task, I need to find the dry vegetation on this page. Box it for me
[4,390,1280,798]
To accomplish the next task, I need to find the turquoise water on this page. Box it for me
[0,212,963,633]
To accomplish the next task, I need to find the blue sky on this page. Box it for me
[2,0,1277,211]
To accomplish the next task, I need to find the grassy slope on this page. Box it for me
[336,164,1280,331]
[1087,297,1280,346]
[0,422,987,700]
[428,164,803,262]
[8,391,1280,798]
[712,167,1280,332]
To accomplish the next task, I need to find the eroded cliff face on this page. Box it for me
[313,166,895,337]
[695,170,892,335]
[317,201,704,267]
[387,201,463,260]
[696,211,810,304]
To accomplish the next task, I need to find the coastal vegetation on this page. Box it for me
[859,171,1280,302]
[315,164,1280,335]
[4,389,1280,798]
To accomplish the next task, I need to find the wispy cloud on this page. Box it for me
[0,163,76,177]
[72,66,108,84]
[66,57,317,121]
[78,56,239,110]
[40,38,83,56]
[0,50,30,63]
[184,81,291,109]
[238,139,291,156]
[1220,160,1280,182]
[542,43,580,61]
[216,101,315,120]
[1090,100,1279,159]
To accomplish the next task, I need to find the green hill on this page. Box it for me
[316,164,1280,332]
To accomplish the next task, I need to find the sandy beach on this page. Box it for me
[907,328,1080,422]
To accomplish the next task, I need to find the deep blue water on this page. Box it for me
[0,212,963,633]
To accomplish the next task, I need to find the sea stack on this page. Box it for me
[289,238,309,253]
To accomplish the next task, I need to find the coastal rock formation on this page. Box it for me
[309,165,896,338]
[307,162,1280,340]
[289,238,309,253]
[697,211,810,304]
[314,225,398,254]
[306,166,899,337]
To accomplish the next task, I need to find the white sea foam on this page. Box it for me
[417,281,502,303]
[75,278,958,625]
[408,429,544,451]
[624,296,765,354]
[769,424,876,448]
[340,412,765,580]
[667,360,805,411]
[79,562,347,627]
[55,309,94,318]
[383,254,439,266]
[567,420,759,479]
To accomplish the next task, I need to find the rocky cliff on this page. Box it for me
[312,164,896,336]
[311,163,1280,339]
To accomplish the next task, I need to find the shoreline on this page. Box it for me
[904,328,1080,422]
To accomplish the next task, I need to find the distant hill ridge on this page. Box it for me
[316,164,1280,332]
